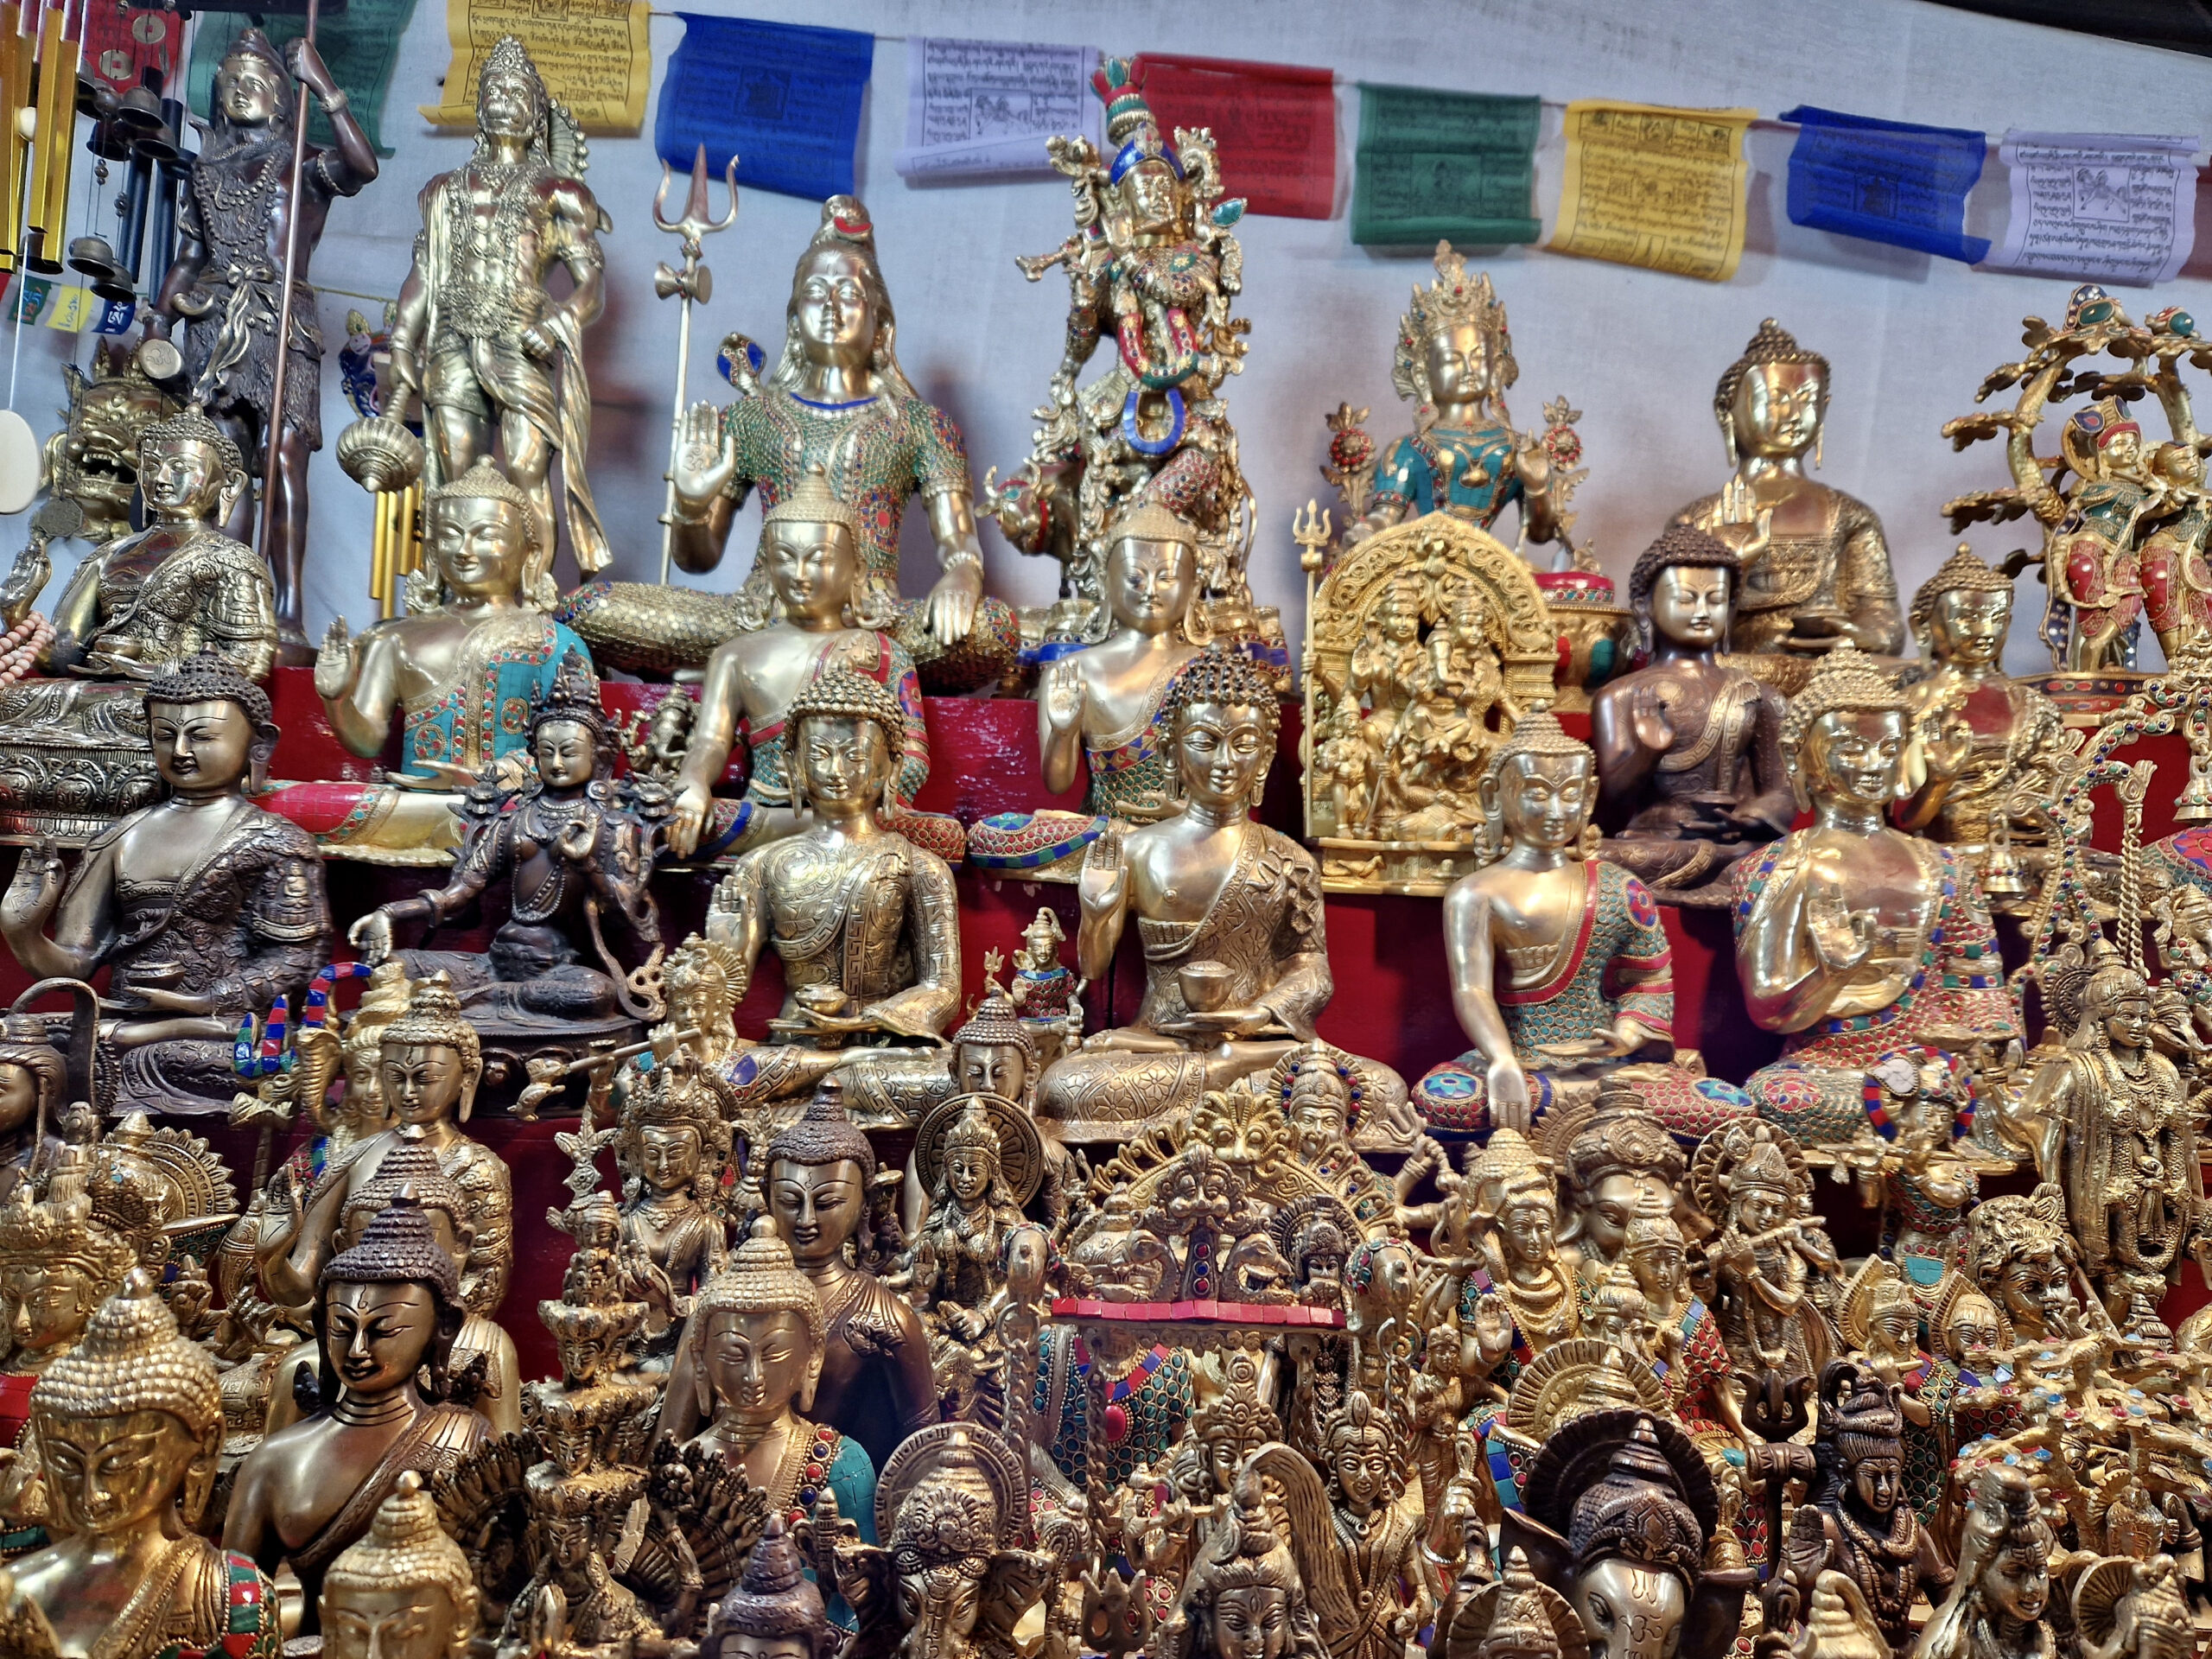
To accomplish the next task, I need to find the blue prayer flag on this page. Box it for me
[656,14,874,202]
[1781,105,1990,264]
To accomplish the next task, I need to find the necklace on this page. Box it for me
[1093,1343,1171,1445]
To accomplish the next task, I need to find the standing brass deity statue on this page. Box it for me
[613,1049,731,1368]
[0,657,332,1116]
[385,34,609,572]
[1670,320,1903,661]
[149,27,378,646]
[570,199,1014,693]
[1591,527,1793,903]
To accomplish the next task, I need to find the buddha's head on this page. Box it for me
[1104,500,1204,642]
[378,975,482,1129]
[949,989,1036,1108]
[1165,648,1279,817]
[213,29,292,130]
[766,1080,884,1271]
[705,1514,834,1659]
[138,405,247,525]
[1714,318,1828,466]
[1910,546,2014,671]
[315,1198,466,1411]
[475,34,549,143]
[787,668,904,823]
[338,1144,474,1279]
[530,649,607,791]
[426,457,542,606]
[695,1219,826,1426]
[1626,525,1739,657]
[1479,710,1597,856]
[144,652,278,796]
[776,197,915,397]
[0,1154,134,1373]
[1780,643,1910,813]
[320,1471,478,1659]
[31,1269,224,1537]
[1393,241,1516,414]
[0,1014,64,1152]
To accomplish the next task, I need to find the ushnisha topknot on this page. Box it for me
[951,986,1035,1067]
[1779,639,1907,759]
[1106,498,1201,550]
[321,1471,476,1659]
[319,1194,462,1306]
[1910,544,2013,637]
[380,973,483,1078]
[32,1267,222,1436]
[341,1142,468,1236]
[429,456,543,550]
[766,1077,877,1180]
[1484,707,1592,782]
[785,667,906,754]
[143,406,245,481]
[145,652,273,728]
[1713,317,1830,430]
[1627,524,1742,651]
[695,1217,826,1353]
[763,461,864,541]
[709,1513,831,1656]
[1162,646,1280,746]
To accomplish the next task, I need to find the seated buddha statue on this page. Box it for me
[1590,527,1793,903]
[273,458,594,862]
[0,656,333,1116]
[704,670,961,1117]
[0,410,278,836]
[1413,712,1753,1141]
[969,500,1205,877]
[665,463,952,865]
[1039,647,1402,1141]
[0,1271,282,1658]
[1733,644,2019,1146]
[563,196,1015,694]
[1893,548,2063,899]
[225,1200,491,1635]
[1669,319,1904,659]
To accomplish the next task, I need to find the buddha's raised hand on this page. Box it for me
[314,616,358,702]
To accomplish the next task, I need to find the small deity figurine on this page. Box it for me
[702,1512,834,1659]
[1341,244,1571,559]
[151,27,378,643]
[32,339,179,552]
[0,1271,283,1658]
[0,1015,67,1203]
[1965,1184,2104,1349]
[1910,1465,2052,1659]
[1414,713,1679,1134]
[683,1219,878,1538]
[584,198,1011,692]
[665,464,938,861]
[1893,550,2063,880]
[1785,1362,1952,1658]
[1621,1215,1752,1451]
[2014,944,2201,1328]
[1557,1085,1691,1289]
[1448,1128,1581,1363]
[317,1471,477,1659]
[1041,650,1390,1140]
[1669,320,1903,657]
[1847,1049,1982,1278]
[257,975,514,1316]
[0,656,333,1116]
[1839,1261,1964,1531]
[1317,1393,1434,1659]
[0,1150,135,1376]
[385,35,609,574]
[298,459,598,861]
[349,650,664,1033]
[1734,645,2019,1142]
[226,1201,492,1634]
[1591,527,1793,901]
[969,502,1205,877]
[615,1048,732,1366]
[1160,1468,1331,1659]
[706,671,962,1115]
[1690,1121,1836,1377]
[989,60,1257,645]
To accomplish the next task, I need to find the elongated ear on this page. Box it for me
[1683,1567,1756,1659]
[1497,1508,1572,1588]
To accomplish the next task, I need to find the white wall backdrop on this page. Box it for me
[16,0,2212,674]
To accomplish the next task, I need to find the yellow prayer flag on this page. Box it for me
[1549,99,1756,283]
[421,0,652,137]
[41,283,86,331]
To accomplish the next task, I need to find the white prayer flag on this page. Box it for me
[897,37,1101,183]
[1985,130,2202,287]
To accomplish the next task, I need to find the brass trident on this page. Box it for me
[652,144,739,582]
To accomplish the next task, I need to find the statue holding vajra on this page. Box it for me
[0,410,280,838]
[1733,644,2019,1146]
[704,671,962,1118]
[383,34,609,574]
[0,657,333,1116]
[1671,319,1902,660]
[988,59,1269,658]
[290,458,595,863]
[569,197,1015,693]
[1591,526,1794,903]
[969,501,1207,879]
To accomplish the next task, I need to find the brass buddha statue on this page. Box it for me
[289,458,597,862]
[0,1271,283,1658]
[969,500,1206,878]
[226,1199,492,1634]
[318,1471,477,1659]
[1670,320,1903,659]
[705,670,962,1117]
[569,195,1014,693]
[1734,644,2018,1148]
[702,1513,833,1659]
[0,656,333,1116]
[1590,526,1793,902]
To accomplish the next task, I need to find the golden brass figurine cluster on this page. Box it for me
[2,42,2212,1659]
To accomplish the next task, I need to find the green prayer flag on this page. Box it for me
[1354,85,1541,247]
[187,0,418,157]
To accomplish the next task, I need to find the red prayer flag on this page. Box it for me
[1128,52,1335,219]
